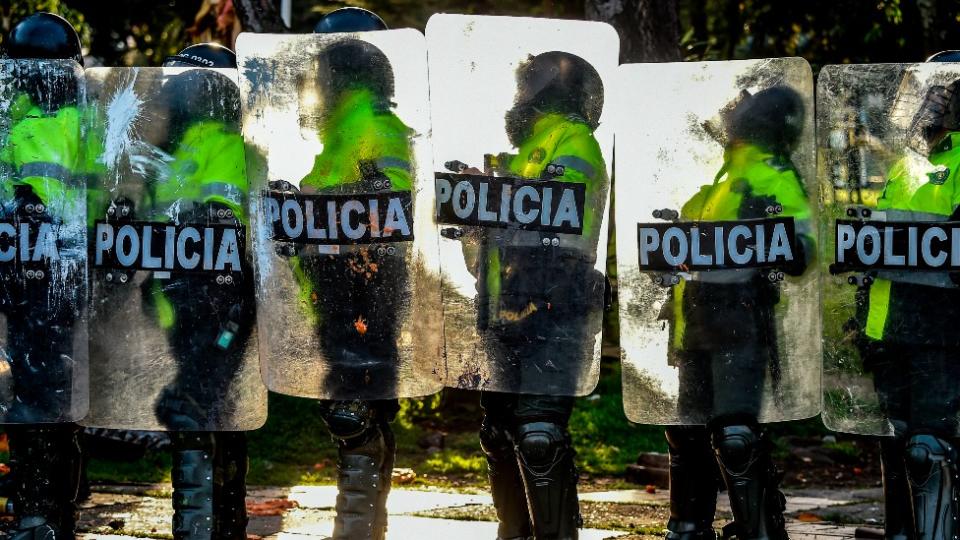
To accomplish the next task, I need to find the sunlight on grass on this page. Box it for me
[422,451,487,475]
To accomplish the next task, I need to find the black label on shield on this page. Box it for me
[832,219,960,272]
[264,190,414,245]
[434,172,586,235]
[93,220,245,273]
[636,217,797,271]
[0,221,62,264]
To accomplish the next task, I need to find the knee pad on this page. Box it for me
[479,419,513,458]
[516,421,569,472]
[713,424,762,475]
[905,434,957,482]
[320,400,375,442]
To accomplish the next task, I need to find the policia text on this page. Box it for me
[264,190,414,245]
[94,221,245,273]
[435,172,586,235]
[833,219,960,271]
[637,217,797,271]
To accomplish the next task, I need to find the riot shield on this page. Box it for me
[237,30,444,400]
[0,60,87,424]
[426,14,618,395]
[820,63,960,436]
[614,59,820,425]
[81,67,267,431]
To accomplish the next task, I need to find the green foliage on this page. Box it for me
[569,361,667,475]
[677,0,960,69]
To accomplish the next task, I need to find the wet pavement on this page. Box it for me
[73,484,882,539]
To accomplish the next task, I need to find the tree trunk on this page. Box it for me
[584,0,681,63]
[232,0,286,33]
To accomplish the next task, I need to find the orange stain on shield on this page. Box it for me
[354,316,368,335]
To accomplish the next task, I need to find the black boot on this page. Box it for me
[321,400,395,540]
[515,420,581,540]
[712,424,787,540]
[904,434,958,540]
[665,426,720,540]
[171,432,215,540]
[880,437,913,540]
[480,418,532,540]
[213,432,248,540]
[7,425,81,540]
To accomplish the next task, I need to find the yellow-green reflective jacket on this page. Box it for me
[300,89,413,191]
[148,121,248,331]
[482,113,608,324]
[671,143,811,350]
[152,120,248,224]
[0,100,83,216]
[862,132,960,344]
[293,89,413,326]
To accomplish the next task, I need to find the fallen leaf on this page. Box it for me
[392,467,417,484]
[796,512,822,522]
[246,499,298,517]
[645,485,657,494]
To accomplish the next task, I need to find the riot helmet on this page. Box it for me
[163,42,237,69]
[297,38,395,134]
[314,7,388,33]
[162,43,241,150]
[7,12,83,66]
[927,50,960,63]
[726,86,805,155]
[505,51,604,147]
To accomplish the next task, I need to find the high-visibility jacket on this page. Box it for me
[301,88,412,191]
[862,132,960,345]
[147,120,249,331]
[484,112,608,327]
[0,98,83,217]
[293,88,414,326]
[151,120,248,223]
[671,142,811,350]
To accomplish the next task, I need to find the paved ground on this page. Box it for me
[69,484,883,540]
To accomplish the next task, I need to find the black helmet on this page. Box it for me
[7,12,83,66]
[309,38,394,103]
[505,51,604,146]
[928,50,960,63]
[314,7,387,33]
[726,86,805,154]
[163,43,237,69]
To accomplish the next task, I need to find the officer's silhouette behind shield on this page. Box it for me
[286,38,414,400]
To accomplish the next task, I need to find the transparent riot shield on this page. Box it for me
[820,63,960,436]
[614,59,820,425]
[0,60,87,424]
[426,14,618,395]
[237,30,443,400]
[81,67,267,431]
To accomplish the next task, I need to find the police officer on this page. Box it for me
[861,51,960,540]
[296,8,404,540]
[0,12,85,540]
[663,86,811,540]
[475,51,608,540]
[151,43,252,540]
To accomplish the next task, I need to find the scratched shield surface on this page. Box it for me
[426,14,618,396]
[614,59,820,425]
[820,63,960,436]
[0,60,88,423]
[81,67,267,431]
[237,30,443,400]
